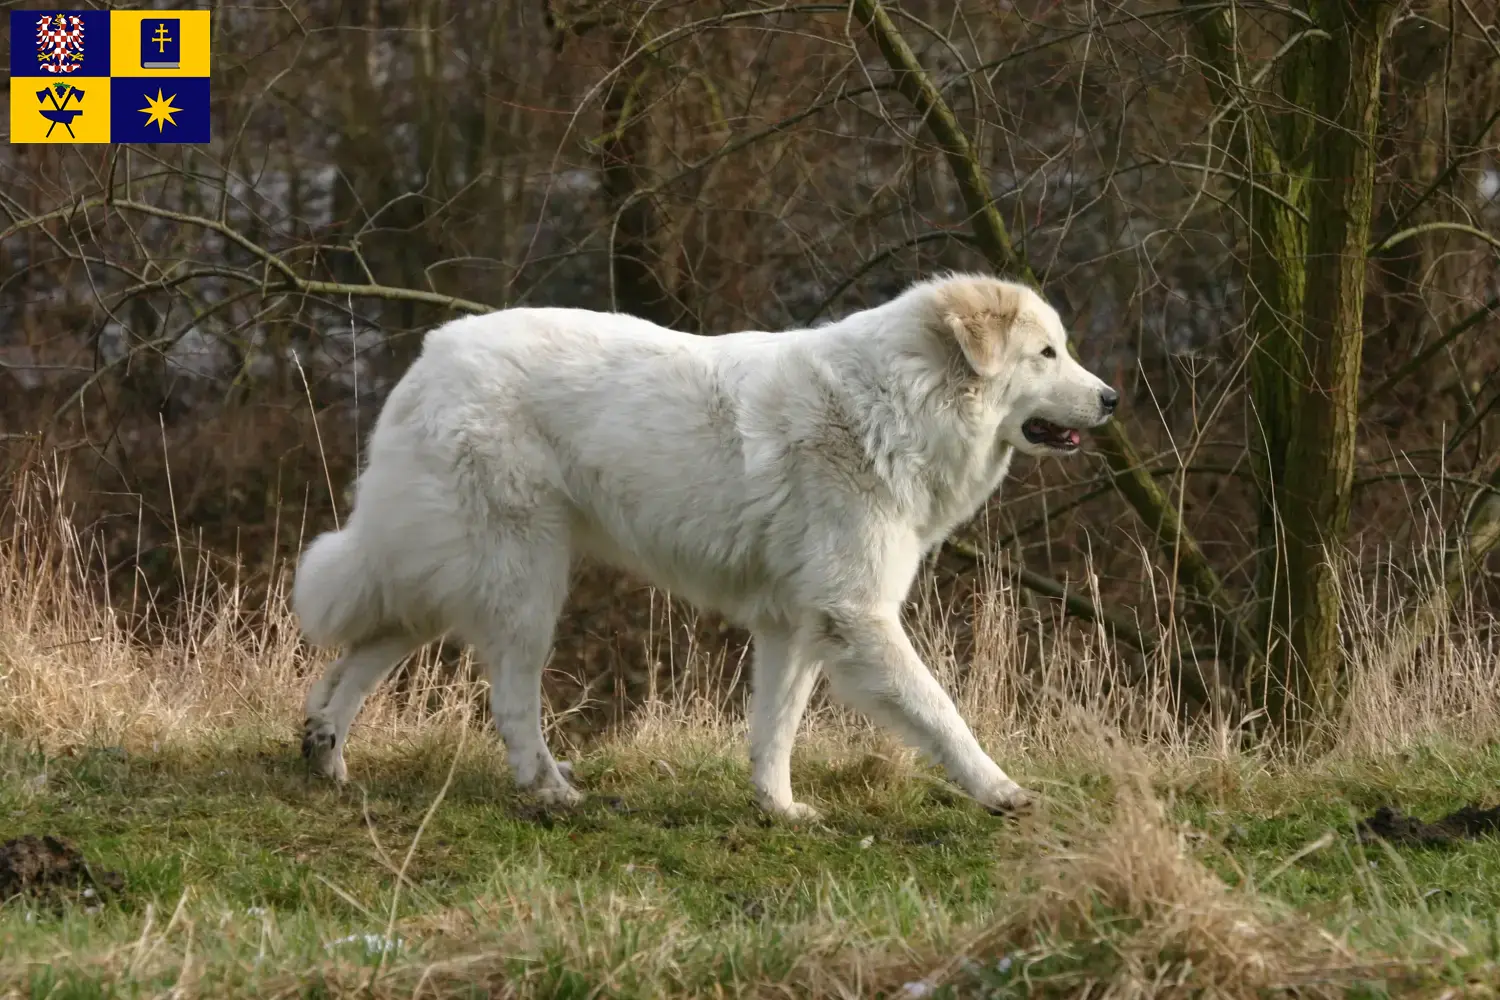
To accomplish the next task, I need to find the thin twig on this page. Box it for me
[1362,293,1500,406]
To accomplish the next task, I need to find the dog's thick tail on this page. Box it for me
[292,527,383,647]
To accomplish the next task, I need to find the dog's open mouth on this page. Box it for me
[1022,418,1081,451]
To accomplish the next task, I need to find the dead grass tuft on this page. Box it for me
[1020,777,1352,994]
[898,749,1368,998]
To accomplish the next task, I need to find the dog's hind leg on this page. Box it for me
[459,537,580,808]
[748,627,824,821]
[302,634,424,781]
[808,609,1032,814]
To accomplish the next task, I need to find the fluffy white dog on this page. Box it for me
[293,273,1117,819]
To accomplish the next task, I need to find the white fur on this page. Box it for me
[293,273,1116,818]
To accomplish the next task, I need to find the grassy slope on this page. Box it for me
[5,474,1500,997]
[4,726,1500,998]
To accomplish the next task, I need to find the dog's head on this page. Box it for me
[932,275,1117,457]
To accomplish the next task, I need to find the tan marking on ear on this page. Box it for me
[935,277,1024,377]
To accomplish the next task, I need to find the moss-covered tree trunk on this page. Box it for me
[1188,0,1394,729]
[1240,53,1313,686]
[1272,0,1394,729]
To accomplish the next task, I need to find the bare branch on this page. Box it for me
[848,0,1260,664]
[1362,293,1500,406]
[1,197,496,316]
[1373,221,1500,256]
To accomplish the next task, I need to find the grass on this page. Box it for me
[7,731,1500,997]
[4,474,1500,996]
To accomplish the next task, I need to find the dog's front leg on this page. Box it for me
[810,609,1031,813]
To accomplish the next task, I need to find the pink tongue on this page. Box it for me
[1066,429,1081,446]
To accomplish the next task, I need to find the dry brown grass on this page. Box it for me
[954,758,1357,998]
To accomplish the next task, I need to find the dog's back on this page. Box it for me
[293,306,808,642]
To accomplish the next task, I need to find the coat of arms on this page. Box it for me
[35,13,86,75]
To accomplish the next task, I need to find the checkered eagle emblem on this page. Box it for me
[35,13,86,75]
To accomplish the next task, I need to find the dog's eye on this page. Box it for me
[1041,347,1056,359]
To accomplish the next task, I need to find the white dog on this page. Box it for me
[293,273,1117,820]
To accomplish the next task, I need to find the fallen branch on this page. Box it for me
[942,538,1213,706]
[990,463,1246,551]
[941,540,1149,653]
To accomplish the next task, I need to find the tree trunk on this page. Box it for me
[1185,0,1313,686]
[1185,0,1394,728]
[1240,47,1314,683]
[1272,0,1394,730]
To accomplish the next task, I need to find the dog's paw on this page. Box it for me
[760,799,823,823]
[979,781,1033,818]
[530,781,586,809]
[301,718,347,782]
[555,759,576,783]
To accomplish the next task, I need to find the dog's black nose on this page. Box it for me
[1100,387,1119,413]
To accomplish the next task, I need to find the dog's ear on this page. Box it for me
[936,279,1022,377]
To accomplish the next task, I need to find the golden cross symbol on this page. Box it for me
[151,23,172,53]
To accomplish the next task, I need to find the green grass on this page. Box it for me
[0,731,1018,997]
[4,729,1500,997]
[1175,745,1500,911]
[1,737,1010,916]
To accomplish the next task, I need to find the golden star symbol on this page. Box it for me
[138,88,181,132]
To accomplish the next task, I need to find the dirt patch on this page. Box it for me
[1356,804,1500,846]
[0,834,124,909]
